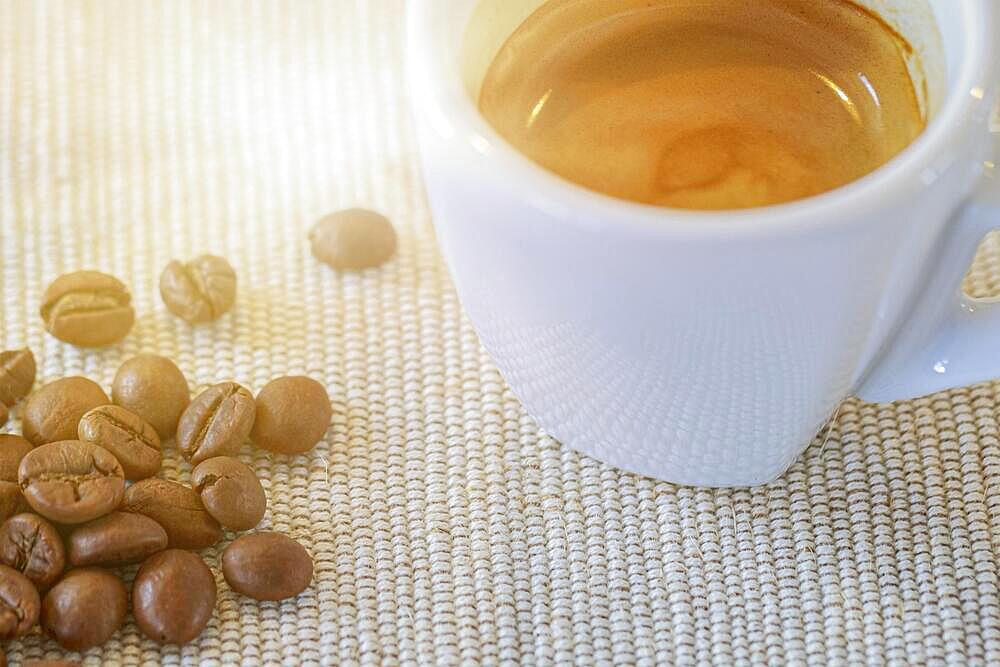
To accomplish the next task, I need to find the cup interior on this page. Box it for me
[462,0,954,125]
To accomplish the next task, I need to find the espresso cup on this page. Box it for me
[408,0,1000,487]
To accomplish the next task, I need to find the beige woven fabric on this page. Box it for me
[2,1,1000,665]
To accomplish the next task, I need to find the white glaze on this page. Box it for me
[408,0,1000,486]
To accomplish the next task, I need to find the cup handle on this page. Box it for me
[857,120,1000,403]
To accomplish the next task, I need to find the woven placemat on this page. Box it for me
[2,1,1000,665]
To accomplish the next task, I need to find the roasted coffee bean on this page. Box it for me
[19,441,125,524]
[39,271,134,347]
[0,436,30,522]
[0,513,65,591]
[68,511,167,567]
[251,376,331,454]
[0,436,31,484]
[0,349,36,407]
[159,255,237,323]
[78,405,162,480]
[21,377,109,446]
[41,567,127,651]
[0,484,27,525]
[133,549,216,645]
[222,532,313,601]
[309,209,397,270]
[0,563,40,639]
[191,457,266,531]
[176,382,255,464]
[123,479,221,549]
[111,354,190,439]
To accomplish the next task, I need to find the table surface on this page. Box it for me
[3,1,1000,665]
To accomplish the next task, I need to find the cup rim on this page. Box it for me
[408,0,998,237]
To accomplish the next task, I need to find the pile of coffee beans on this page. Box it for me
[0,348,325,662]
[2,215,394,664]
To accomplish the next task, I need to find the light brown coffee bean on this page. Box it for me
[176,382,255,464]
[159,255,237,323]
[39,271,134,347]
[0,513,66,591]
[123,479,221,550]
[41,567,127,651]
[19,441,125,524]
[68,511,167,567]
[309,208,397,270]
[133,549,216,645]
[251,376,331,454]
[191,457,266,531]
[0,436,29,484]
[0,349,36,407]
[111,354,190,439]
[21,377,109,446]
[222,532,313,601]
[0,563,39,639]
[78,405,162,481]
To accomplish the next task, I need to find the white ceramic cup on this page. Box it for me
[408,0,1000,486]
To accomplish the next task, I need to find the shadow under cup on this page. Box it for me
[412,0,992,487]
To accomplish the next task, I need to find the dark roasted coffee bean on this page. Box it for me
[68,511,167,567]
[309,209,397,270]
[176,382,255,464]
[39,271,134,347]
[0,349,36,407]
[222,532,313,601]
[41,567,127,651]
[0,513,65,590]
[191,457,266,531]
[78,405,162,480]
[123,479,221,549]
[133,549,216,644]
[159,255,237,323]
[21,377,109,446]
[0,563,40,639]
[250,376,331,454]
[0,435,33,483]
[111,354,190,439]
[19,441,125,524]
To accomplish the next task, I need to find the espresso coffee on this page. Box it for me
[479,0,926,209]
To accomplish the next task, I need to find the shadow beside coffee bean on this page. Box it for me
[0,209,396,661]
